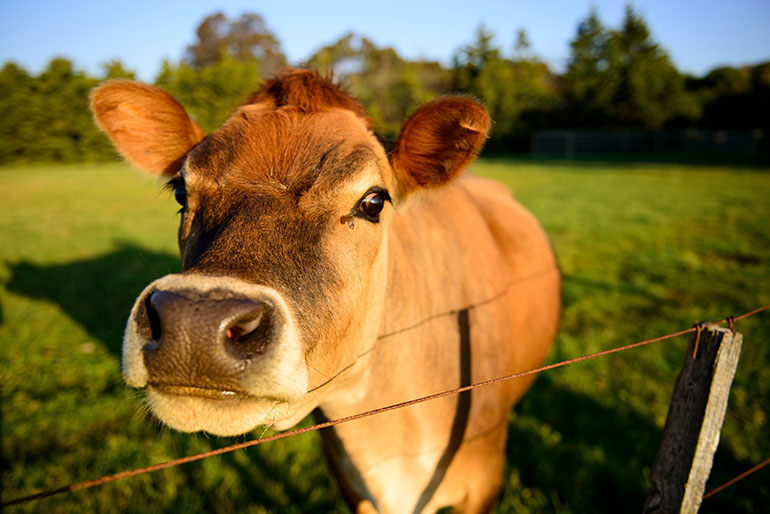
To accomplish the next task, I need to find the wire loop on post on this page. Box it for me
[692,323,705,359]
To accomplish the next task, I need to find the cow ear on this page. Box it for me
[90,80,206,175]
[389,96,490,198]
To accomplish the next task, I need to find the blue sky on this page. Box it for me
[1,0,769,81]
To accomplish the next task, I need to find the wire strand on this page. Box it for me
[2,303,768,508]
[703,456,770,500]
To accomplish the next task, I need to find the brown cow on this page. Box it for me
[91,69,560,514]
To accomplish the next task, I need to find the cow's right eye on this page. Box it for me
[173,183,187,207]
[166,174,188,209]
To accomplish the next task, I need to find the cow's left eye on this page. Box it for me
[357,188,390,222]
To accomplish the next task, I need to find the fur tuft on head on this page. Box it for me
[240,68,370,125]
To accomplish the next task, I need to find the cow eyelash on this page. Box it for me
[165,175,180,188]
[166,174,187,212]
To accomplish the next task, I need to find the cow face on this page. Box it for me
[91,70,489,436]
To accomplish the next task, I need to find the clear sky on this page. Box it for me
[1,0,769,81]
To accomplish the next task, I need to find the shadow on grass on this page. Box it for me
[5,242,179,357]
[147,415,345,513]
[506,374,769,513]
[3,243,348,512]
[505,373,656,511]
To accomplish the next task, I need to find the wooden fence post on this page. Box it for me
[643,324,743,514]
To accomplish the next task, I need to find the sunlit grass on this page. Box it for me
[1,160,768,512]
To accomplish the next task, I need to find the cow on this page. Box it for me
[90,69,560,514]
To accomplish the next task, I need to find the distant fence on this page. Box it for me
[532,129,767,159]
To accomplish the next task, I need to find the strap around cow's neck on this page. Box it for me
[411,308,473,514]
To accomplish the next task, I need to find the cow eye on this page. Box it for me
[173,182,187,207]
[166,174,188,212]
[357,188,390,222]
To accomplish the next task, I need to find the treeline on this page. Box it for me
[1,6,768,164]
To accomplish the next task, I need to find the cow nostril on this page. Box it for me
[226,326,243,341]
[144,293,162,342]
[225,306,272,358]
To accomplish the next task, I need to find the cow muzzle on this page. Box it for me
[123,273,309,435]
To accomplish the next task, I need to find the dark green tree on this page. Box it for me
[0,62,36,162]
[563,8,616,125]
[452,26,557,149]
[453,26,518,142]
[564,5,698,129]
[611,5,699,128]
[687,62,770,129]
[0,58,120,164]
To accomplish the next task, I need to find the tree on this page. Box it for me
[563,8,616,126]
[185,11,286,76]
[101,59,135,80]
[453,26,516,142]
[452,26,557,150]
[35,58,119,161]
[514,28,532,58]
[0,62,36,162]
[306,33,450,138]
[611,5,699,128]
[687,62,770,129]
[155,53,261,132]
[305,32,360,78]
[564,6,698,129]
[0,58,119,164]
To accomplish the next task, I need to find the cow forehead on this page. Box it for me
[185,107,387,193]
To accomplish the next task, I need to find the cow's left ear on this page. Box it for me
[389,96,490,199]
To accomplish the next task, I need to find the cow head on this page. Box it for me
[91,69,489,436]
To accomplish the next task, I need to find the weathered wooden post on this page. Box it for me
[643,324,743,514]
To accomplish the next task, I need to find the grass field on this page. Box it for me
[1,159,769,513]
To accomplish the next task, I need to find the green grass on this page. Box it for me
[1,160,769,513]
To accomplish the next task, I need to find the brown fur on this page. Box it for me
[90,81,205,174]
[390,96,490,196]
[91,69,560,514]
[240,68,370,123]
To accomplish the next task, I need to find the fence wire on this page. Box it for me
[2,303,769,508]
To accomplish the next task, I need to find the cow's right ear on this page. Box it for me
[90,80,206,175]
